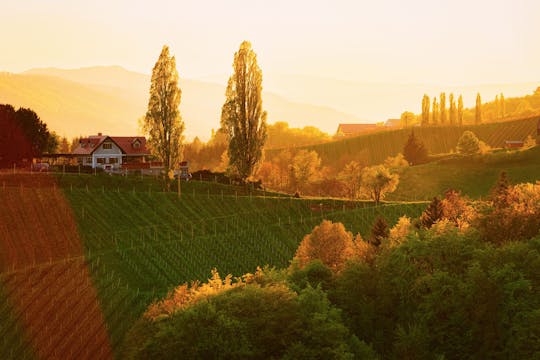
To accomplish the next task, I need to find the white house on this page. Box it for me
[72,133,150,170]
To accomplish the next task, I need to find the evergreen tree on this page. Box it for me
[489,171,511,208]
[449,93,456,125]
[458,95,464,126]
[420,197,444,228]
[475,93,482,125]
[439,92,447,125]
[421,94,430,126]
[403,131,428,165]
[457,131,481,156]
[370,216,389,247]
[432,97,439,125]
[144,45,184,189]
[495,95,500,120]
[221,41,267,182]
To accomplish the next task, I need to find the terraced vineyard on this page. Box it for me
[268,116,540,167]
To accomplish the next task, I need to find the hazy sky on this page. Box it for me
[2,0,540,85]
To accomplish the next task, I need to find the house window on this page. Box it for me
[133,141,140,149]
[109,158,118,164]
[86,157,92,163]
[103,143,112,149]
[97,158,105,164]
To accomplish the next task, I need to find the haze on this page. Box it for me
[1,0,540,137]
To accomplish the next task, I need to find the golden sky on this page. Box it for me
[1,0,539,85]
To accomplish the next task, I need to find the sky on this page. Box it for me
[2,0,540,86]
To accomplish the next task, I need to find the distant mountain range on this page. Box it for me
[0,66,363,140]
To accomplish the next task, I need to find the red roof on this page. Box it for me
[336,123,379,135]
[72,135,149,156]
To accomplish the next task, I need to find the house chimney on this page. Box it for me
[98,132,102,136]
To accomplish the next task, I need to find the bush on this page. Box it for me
[457,131,481,156]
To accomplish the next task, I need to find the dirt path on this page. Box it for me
[0,174,113,359]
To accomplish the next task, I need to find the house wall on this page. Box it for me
[92,141,123,169]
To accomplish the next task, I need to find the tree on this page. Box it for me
[338,160,363,199]
[369,216,389,247]
[294,220,358,272]
[475,93,482,125]
[489,171,511,208]
[439,93,447,125]
[360,165,399,204]
[457,131,481,156]
[500,93,505,119]
[400,111,415,128]
[59,136,70,153]
[290,149,321,189]
[432,97,439,125]
[403,131,428,165]
[421,95,430,126]
[144,45,184,189]
[420,197,444,228]
[449,93,456,125]
[458,95,464,126]
[221,41,267,182]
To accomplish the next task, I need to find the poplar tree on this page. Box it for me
[144,45,184,189]
[421,94,430,126]
[449,93,456,125]
[495,95,500,120]
[439,92,447,125]
[221,41,267,182]
[432,97,439,125]
[458,95,464,126]
[475,93,482,125]
[500,93,506,119]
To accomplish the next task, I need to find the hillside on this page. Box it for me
[1,66,361,140]
[388,145,540,201]
[268,116,540,169]
[0,173,426,357]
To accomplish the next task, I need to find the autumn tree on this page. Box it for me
[421,94,430,126]
[403,131,428,165]
[458,95,464,126]
[449,93,456,125]
[500,93,505,119]
[432,97,439,125]
[400,111,415,128]
[360,165,399,204]
[59,136,70,153]
[475,93,482,125]
[221,41,267,182]
[144,45,184,188]
[457,131,481,156]
[294,220,358,272]
[290,150,321,189]
[439,92,447,125]
[339,160,363,199]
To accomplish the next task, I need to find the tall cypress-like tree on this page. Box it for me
[439,92,447,125]
[421,94,430,126]
[495,95,500,120]
[144,45,184,189]
[475,93,482,125]
[420,197,444,228]
[449,93,456,125]
[458,95,464,126]
[221,41,267,182]
[432,97,439,125]
[403,131,428,165]
[500,93,506,119]
[370,216,389,247]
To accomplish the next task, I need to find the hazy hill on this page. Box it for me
[0,66,362,140]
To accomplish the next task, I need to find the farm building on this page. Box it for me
[72,133,151,170]
[335,123,380,137]
[504,140,524,149]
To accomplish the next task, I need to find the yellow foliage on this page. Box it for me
[388,216,412,247]
[294,220,357,272]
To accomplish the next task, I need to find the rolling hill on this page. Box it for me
[0,66,362,140]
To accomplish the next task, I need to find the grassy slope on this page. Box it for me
[58,176,426,353]
[388,145,540,201]
[266,116,539,167]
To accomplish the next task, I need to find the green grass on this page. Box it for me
[59,177,426,354]
[266,116,539,167]
[387,145,540,201]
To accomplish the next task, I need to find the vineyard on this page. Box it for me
[267,116,540,167]
[0,174,427,358]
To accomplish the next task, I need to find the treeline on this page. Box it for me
[0,104,58,167]
[123,176,540,359]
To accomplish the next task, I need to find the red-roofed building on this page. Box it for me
[335,123,380,137]
[72,133,151,170]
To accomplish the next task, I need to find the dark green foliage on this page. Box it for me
[370,216,388,247]
[403,131,428,165]
[420,197,444,228]
[288,260,333,292]
[125,284,363,359]
[489,171,510,207]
